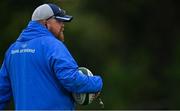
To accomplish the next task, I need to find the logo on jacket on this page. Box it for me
[21,43,27,48]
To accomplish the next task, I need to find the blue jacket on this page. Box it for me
[0,21,103,110]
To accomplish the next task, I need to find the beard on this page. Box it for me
[57,31,64,42]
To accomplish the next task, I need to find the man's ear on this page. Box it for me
[42,20,48,28]
[45,21,48,28]
[38,20,48,28]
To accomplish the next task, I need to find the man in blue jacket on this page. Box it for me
[0,3,103,110]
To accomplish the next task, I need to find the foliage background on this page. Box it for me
[0,0,180,110]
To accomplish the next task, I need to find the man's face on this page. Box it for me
[46,18,65,41]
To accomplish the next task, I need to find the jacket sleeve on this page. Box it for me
[0,59,12,109]
[46,40,103,93]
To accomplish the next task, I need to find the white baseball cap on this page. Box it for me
[31,3,73,22]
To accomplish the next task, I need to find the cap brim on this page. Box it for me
[55,15,73,22]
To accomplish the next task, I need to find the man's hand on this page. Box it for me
[94,92,101,99]
[93,92,104,108]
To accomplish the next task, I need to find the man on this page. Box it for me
[0,3,103,110]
